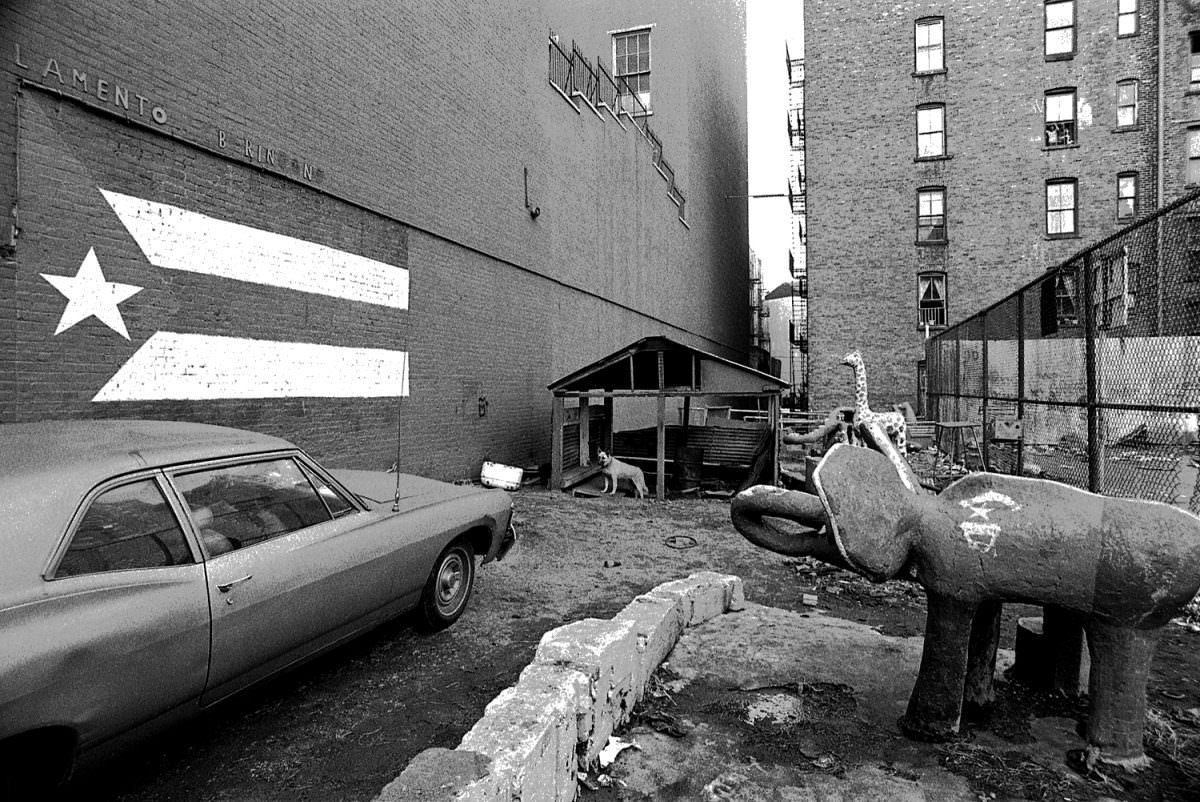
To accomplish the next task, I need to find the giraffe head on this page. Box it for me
[841,349,863,368]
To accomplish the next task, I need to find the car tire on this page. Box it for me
[416,539,476,632]
[0,731,73,801]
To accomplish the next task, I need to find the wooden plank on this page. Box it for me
[656,394,666,500]
[551,395,565,490]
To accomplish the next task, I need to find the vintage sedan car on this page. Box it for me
[0,419,515,794]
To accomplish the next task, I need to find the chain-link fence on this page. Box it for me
[924,188,1200,511]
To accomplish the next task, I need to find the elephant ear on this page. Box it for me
[811,444,919,582]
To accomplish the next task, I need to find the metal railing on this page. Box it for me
[548,32,686,223]
[925,187,1200,511]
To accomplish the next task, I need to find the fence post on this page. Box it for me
[981,309,990,467]
[1081,253,1104,493]
[1016,287,1025,477]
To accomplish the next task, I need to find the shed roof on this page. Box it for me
[547,336,787,395]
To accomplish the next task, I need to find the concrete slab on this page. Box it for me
[608,603,1092,801]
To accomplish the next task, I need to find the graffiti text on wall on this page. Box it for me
[14,44,168,125]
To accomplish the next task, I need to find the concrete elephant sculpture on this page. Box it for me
[731,443,1200,768]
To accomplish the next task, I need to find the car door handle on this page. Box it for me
[217,575,254,592]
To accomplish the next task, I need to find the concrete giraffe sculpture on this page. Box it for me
[731,444,1200,769]
[841,349,907,452]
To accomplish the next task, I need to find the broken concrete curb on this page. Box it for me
[375,571,745,802]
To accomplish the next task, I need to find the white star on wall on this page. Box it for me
[41,248,144,340]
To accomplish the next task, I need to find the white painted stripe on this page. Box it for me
[92,332,409,401]
[100,189,408,309]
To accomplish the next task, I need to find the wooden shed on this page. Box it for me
[547,336,788,499]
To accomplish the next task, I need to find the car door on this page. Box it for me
[23,474,211,749]
[168,455,402,706]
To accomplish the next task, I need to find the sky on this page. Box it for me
[746,0,804,293]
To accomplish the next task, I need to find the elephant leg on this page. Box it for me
[963,600,1002,715]
[1082,621,1158,768]
[900,593,975,741]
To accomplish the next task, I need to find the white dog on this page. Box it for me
[597,449,648,499]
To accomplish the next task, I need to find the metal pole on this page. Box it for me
[1082,253,1103,493]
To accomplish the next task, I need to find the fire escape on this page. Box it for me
[786,45,808,407]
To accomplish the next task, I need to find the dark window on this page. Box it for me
[1046,178,1077,235]
[915,18,944,72]
[1046,1,1075,57]
[1116,80,1138,127]
[173,457,335,553]
[1045,89,1076,146]
[298,462,357,518]
[917,187,946,242]
[57,478,193,577]
[1191,32,1200,85]
[918,273,947,327]
[1118,173,1137,220]
[1118,0,1138,36]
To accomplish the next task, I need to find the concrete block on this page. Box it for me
[532,617,639,767]
[613,593,686,700]
[645,571,745,626]
[456,677,580,801]
[517,662,594,750]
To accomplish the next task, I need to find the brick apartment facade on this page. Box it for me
[803,0,1180,413]
[0,0,749,479]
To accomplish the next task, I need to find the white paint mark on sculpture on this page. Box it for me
[92,332,409,401]
[100,189,408,309]
[958,491,1020,555]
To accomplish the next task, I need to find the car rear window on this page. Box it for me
[57,478,194,577]
[173,457,334,552]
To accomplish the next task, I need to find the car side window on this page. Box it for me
[56,478,194,577]
[298,462,357,518]
[173,457,334,553]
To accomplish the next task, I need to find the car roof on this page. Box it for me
[0,419,294,481]
[0,420,297,590]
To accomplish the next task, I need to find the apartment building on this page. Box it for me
[804,0,1164,411]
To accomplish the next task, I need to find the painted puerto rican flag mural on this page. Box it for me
[11,91,410,459]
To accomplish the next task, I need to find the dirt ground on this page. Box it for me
[60,485,1200,802]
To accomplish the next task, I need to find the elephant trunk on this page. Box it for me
[731,485,853,570]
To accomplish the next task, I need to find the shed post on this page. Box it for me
[768,392,781,485]
[551,394,565,490]
[578,396,591,466]
[656,393,667,500]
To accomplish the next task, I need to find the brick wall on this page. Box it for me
[805,0,1161,413]
[0,0,748,479]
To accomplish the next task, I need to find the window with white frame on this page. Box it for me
[1116,80,1138,127]
[918,273,947,327]
[915,18,944,73]
[1055,272,1078,326]
[917,104,945,158]
[1188,128,1200,185]
[1118,0,1138,36]
[1117,173,1137,220]
[1046,1,1075,57]
[1045,89,1076,146]
[1046,178,1077,235]
[917,187,946,243]
[613,28,651,114]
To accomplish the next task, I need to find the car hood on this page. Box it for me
[328,469,503,512]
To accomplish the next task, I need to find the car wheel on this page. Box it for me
[417,539,475,631]
[0,731,73,801]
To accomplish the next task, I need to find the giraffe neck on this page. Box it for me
[853,363,870,414]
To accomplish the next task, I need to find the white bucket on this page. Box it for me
[481,461,523,490]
